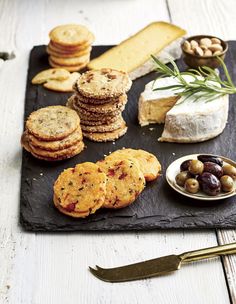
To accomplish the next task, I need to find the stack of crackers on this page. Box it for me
[67,68,132,142]
[21,106,84,161]
[53,148,161,218]
[47,24,94,72]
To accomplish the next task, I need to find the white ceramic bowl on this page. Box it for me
[166,154,236,201]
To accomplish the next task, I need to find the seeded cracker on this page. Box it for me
[76,69,132,99]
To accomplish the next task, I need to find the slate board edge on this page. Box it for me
[19,43,236,232]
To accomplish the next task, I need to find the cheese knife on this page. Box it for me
[89,242,236,282]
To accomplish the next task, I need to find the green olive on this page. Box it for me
[220,175,234,192]
[223,164,236,180]
[184,178,200,194]
[188,160,204,175]
[175,171,191,187]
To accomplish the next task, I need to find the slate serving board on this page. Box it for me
[20,43,236,231]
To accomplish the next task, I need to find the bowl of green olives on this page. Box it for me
[166,154,236,201]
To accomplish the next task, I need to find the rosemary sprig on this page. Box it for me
[151,55,236,102]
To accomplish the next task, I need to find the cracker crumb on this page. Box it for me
[149,128,154,131]
[172,152,176,156]
[33,178,37,181]
[40,173,43,176]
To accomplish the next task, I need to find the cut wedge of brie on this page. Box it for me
[138,76,229,143]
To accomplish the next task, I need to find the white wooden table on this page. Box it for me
[1,0,236,303]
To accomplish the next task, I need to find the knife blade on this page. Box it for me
[89,255,181,282]
[89,242,236,282]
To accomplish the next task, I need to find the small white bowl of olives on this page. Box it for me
[166,154,236,201]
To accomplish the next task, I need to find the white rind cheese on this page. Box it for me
[138,76,229,143]
[159,94,229,143]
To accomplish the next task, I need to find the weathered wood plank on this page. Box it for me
[0,0,232,303]
[168,0,236,302]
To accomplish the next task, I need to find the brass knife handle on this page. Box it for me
[180,242,236,263]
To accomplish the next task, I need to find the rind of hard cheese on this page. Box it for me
[87,22,186,73]
[129,38,183,80]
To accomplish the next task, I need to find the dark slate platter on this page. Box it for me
[20,43,236,231]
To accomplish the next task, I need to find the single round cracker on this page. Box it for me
[49,34,94,52]
[46,45,92,58]
[74,93,127,114]
[29,140,84,159]
[105,148,162,182]
[72,100,123,118]
[53,162,106,217]
[31,68,70,84]
[30,144,83,161]
[28,126,82,151]
[72,89,114,105]
[97,158,145,209]
[50,53,90,66]
[83,122,128,142]
[49,57,88,72]
[21,131,31,152]
[43,72,80,92]
[49,24,93,47]
[81,116,124,133]
[53,195,93,218]
[67,96,120,122]
[77,69,132,99]
[80,116,119,126]
[26,106,80,141]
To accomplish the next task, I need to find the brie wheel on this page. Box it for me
[138,76,229,143]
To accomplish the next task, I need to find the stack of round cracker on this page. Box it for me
[53,148,161,218]
[47,24,95,72]
[21,106,84,161]
[67,68,132,142]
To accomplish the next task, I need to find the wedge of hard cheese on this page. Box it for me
[87,22,186,79]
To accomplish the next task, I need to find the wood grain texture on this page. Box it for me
[0,0,233,303]
[168,0,236,302]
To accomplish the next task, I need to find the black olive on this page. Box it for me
[203,162,223,179]
[197,155,223,167]
[197,172,221,196]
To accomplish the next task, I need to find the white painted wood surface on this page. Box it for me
[0,0,235,303]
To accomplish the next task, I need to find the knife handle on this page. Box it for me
[180,242,236,263]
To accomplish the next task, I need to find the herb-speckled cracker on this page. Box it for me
[26,106,80,141]
[29,141,84,160]
[27,126,82,151]
[53,162,106,217]
[97,158,145,209]
[76,69,132,99]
